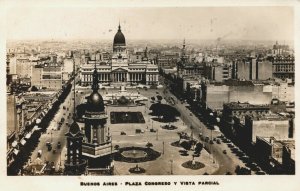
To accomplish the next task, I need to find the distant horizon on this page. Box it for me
[5,7,294,42]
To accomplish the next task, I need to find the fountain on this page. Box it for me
[103,85,148,106]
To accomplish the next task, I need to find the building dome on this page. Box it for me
[113,24,126,46]
[87,91,105,112]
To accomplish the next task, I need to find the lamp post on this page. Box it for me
[51,129,53,143]
[152,120,154,130]
[170,160,173,175]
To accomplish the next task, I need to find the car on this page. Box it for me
[46,142,51,147]
[47,145,52,151]
[57,142,61,149]
[209,140,214,144]
[223,150,227,154]
[120,131,126,135]
[216,139,221,144]
[37,150,42,157]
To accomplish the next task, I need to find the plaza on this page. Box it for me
[75,87,219,175]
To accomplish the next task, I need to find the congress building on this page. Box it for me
[80,24,159,86]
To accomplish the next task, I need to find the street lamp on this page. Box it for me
[51,129,53,143]
[170,160,173,175]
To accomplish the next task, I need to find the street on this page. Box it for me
[30,83,81,170]
[162,84,248,174]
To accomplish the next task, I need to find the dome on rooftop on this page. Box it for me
[87,91,105,112]
[113,24,126,46]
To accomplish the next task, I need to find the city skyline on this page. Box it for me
[5,7,294,41]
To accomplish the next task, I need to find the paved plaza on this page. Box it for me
[94,87,217,175]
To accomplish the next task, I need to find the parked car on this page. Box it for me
[47,144,52,151]
[223,150,227,154]
[57,142,61,149]
[120,131,126,135]
[209,140,214,144]
[216,139,221,144]
[37,150,42,157]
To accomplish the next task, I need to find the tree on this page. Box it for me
[194,142,203,154]
[180,140,192,151]
[149,103,180,122]
[31,86,38,91]
[151,97,155,102]
[156,95,163,103]
[146,142,153,148]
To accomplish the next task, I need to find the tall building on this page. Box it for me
[269,55,294,81]
[82,64,115,174]
[80,24,159,86]
[235,57,272,81]
[31,63,63,90]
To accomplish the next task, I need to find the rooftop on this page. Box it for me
[225,102,269,109]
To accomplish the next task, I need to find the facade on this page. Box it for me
[270,55,294,81]
[244,114,290,144]
[204,62,232,82]
[200,80,273,110]
[272,80,294,103]
[235,57,273,81]
[31,63,63,90]
[256,136,295,174]
[80,24,159,86]
[222,102,270,139]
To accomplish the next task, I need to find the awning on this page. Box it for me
[12,141,18,148]
[13,149,19,156]
[36,118,41,124]
[20,138,27,145]
[25,132,32,139]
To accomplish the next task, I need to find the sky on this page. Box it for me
[5,6,294,41]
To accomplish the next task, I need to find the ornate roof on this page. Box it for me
[87,64,105,112]
[113,24,126,46]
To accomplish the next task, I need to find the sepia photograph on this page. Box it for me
[1,0,299,191]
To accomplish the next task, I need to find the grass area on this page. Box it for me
[110,112,145,124]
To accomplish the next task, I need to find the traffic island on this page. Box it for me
[170,141,181,148]
[129,164,146,174]
[182,160,205,170]
[161,124,178,130]
[114,146,161,163]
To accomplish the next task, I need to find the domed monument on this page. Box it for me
[82,64,116,174]
[79,23,159,86]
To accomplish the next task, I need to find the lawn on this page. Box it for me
[110,112,145,124]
